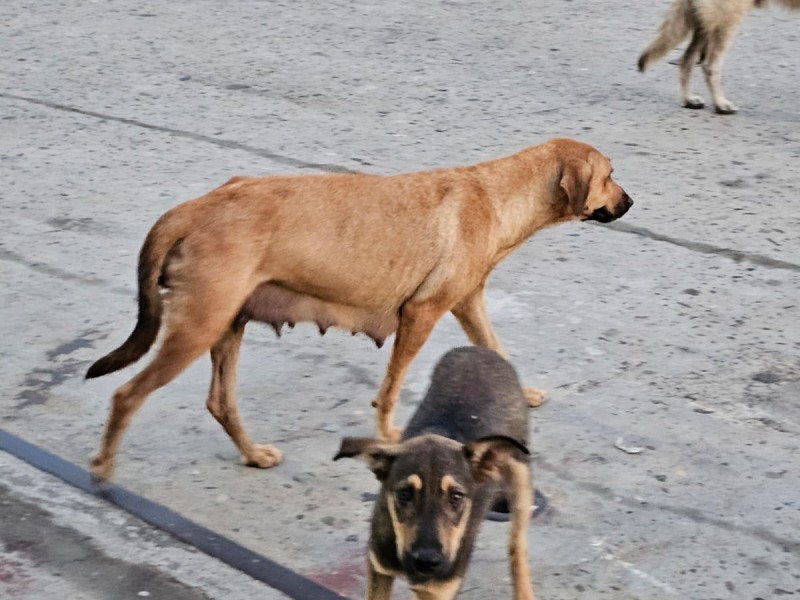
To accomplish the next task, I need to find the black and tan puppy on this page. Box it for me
[335,347,536,600]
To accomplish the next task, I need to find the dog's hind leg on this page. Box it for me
[680,29,707,109]
[206,321,282,468]
[91,286,246,480]
[451,286,545,407]
[504,460,536,600]
[373,299,449,442]
[702,24,741,114]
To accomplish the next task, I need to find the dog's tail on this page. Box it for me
[638,0,693,72]
[86,218,182,379]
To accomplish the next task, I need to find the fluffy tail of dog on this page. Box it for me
[638,0,693,71]
[86,221,181,379]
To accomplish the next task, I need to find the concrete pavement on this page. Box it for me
[0,451,288,600]
[1,0,799,598]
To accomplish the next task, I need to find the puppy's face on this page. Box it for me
[335,434,528,584]
[384,438,474,583]
[555,140,633,223]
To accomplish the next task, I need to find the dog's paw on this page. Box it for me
[523,386,546,408]
[243,444,283,469]
[714,99,738,115]
[89,456,114,481]
[683,95,705,109]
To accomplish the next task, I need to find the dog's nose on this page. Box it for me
[410,548,444,574]
[622,193,633,210]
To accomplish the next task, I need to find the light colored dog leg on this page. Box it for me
[680,30,707,109]
[702,25,741,114]
[206,322,282,469]
[451,287,545,407]
[374,301,448,441]
[504,460,536,600]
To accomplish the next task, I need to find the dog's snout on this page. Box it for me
[622,193,633,210]
[410,548,444,574]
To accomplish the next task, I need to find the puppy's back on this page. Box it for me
[404,347,529,447]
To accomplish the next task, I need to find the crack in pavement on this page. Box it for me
[1,92,358,174]
[0,246,131,296]
[605,222,800,272]
[4,92,799,275]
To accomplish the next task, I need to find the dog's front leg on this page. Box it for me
[451,287,545,407]
[366,559,394,600]
[374,300,447,441]
[451,284,507,355]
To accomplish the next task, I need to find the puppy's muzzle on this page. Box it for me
[408,548,445,578]
[588,192,633,223]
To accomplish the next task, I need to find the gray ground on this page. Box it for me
[1,1,799,599]
[0,451,288,600]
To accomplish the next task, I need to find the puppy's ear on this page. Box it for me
[334,437,400,481]
[463,435,529,483]
[560,159,593,217]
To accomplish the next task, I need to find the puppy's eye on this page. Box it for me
[396,487,414,505]
[448,490,465,511]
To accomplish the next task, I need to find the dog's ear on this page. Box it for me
[560,159,593,217]
[334,437,400,481]
[463,435,530,483]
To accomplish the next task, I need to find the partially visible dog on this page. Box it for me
[85,137,632,480]
[335,347,536,600]
[638,0,800,114]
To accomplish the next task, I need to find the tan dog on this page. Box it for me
[86,138,633,480]
[638,0,800,114]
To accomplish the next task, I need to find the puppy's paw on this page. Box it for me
[714,99,738,115]
[683,95,705,109]
[243,444,283,469]
[523,386,546,408]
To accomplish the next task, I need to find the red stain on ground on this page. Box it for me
[0,557,29,598]
[304,553,366,598]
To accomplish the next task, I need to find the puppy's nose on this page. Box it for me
[411,548,444,574]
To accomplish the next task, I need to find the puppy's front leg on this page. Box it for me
[374,300,448,441]
[504,460,536,600]
[366,559,394,600]
[411,578,462,600]
[451,287,545,407]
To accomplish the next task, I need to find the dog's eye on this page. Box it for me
[396,487,414,505]
[448,490,465,511]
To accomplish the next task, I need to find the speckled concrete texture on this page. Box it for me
[1,1,798,599]
[0,451,289,600]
